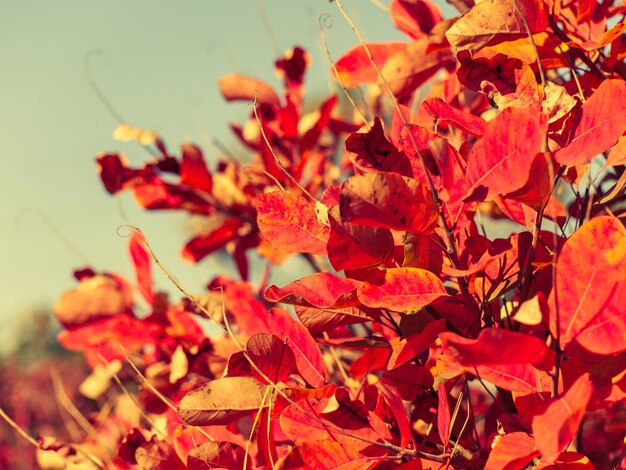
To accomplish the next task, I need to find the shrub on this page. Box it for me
[4,0,626,468]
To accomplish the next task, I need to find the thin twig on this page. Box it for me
[0,407,40,448]
[319,13,370,125]
[252,97,317,202]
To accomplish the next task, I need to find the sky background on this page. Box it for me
[0,1,454,352]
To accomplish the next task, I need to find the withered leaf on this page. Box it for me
[177,377,269,426]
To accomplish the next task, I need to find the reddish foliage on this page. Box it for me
[6,1,626,468]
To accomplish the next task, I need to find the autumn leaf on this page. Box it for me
[128,230,154,305]
[356,267,447,312]
[379,38,454,100]
[485,432,539,470]
[334,42,407,88]
[446,0,547,53]
[340,172,438,233]
[572,280,626,356]
[421,98,487,136]
[550,216,626,350]
[345,117,413,176]
[389,0,443,39]
[456,52,542,110]
[180,143,212,193]
[257,191,330,256]
[181,218,243,263]
[437,382,451,448]
[265,273,362,309]
[246,333,297,384]
[532,374,593,464]
[54,274,133,328]
[187,441,249,470]
[554,79,626,166]
[177,376,269,426]
[295,305,380,333]
[439,328,554,370]
[388,319,447,369]
[266,308,327,387]
[463,106,547,202]
[218,74,279,106]
[327,205,395,272]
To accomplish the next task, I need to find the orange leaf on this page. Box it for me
[356,267,447,312]
[334,42,407,88]
[340,172,438,234]
[532,374,593,464]
[446,0,547,53]
[389,0,443,39]
[379,38,454,100]
[218,74,279,106]
[550,216,626,350]
[177,377,269,426]
[265,273,362,309]
[464,106,547,202]
[439,328,554,370]
[554,79,626,166]
[257,191,330,256]
[485,432,539,470]
[128,230,154,305]
[180,143,212,193]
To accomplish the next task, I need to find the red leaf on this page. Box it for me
[463,106,547,202]
[246,333,297,384]
[218,74,279,106]
[357,267,447,312]
[54,274,133,328]
[300,95,337,154]
[280,388,393,455]
[379,38,454,100]
[388,319,447,369]
[187,441,249,470]
[570,279,626,356]
[293,441,362,469]
[485,432,539,470]
[389,0,443,39]
[345,117,413,176]
[257,191,330,256]
[550,216,626,351]
[468,363,552,394]
[446,0,547,53]
[177,376,269,426]
[295,305,380,333]
[532,374,593,464]
[554,79,626,166]
[340,172,438,234]
[334,42,407,88]
[128,230,154,305]
[181,218,243,263]
[267,308,327,387]
[439,328,554,370]
[327,206,395,272]
[422,98,487,136]
[437,382,451,448]
[57,315,161,363]
[381,363,434,400]
[265,273,362,309]
[457,52,541,110]
[376,381,414,449]
[180,144,212,193]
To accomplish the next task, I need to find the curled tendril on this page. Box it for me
[84,49,126,124]
[116,224,137,238]
[319,13,334,30]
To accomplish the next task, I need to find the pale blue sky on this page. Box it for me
[0,1,452,348]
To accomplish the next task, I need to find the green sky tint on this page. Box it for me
[0,1,454,351]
